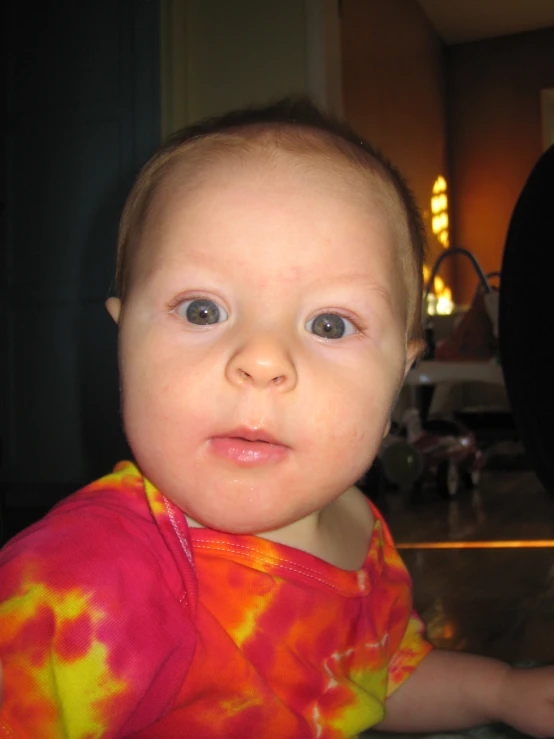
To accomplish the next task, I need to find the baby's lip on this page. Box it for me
[214,427,287,446]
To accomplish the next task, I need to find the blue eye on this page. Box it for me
[177,298,228,325]
[307,313,357,339]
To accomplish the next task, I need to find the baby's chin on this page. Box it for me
[179,498,323,538]
[163,475,354,538]
[183,509,304,536]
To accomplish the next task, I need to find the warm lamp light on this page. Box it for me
[431,193,448,214]
[431,175,450,248]
[422,264,454,315]
[432,175,447,194]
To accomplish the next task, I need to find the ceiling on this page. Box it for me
[416,0,554,45]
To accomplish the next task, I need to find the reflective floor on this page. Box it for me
[366,463,554,738]
[388,467,554,664]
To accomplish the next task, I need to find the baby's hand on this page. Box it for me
[497,665,554,737]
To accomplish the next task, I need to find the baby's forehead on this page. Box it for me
[136,131,412,283]
[140,145,407,293]
[155,133,403,224]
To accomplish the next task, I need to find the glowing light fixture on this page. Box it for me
[431,176,450,249]
[424,176,455,315]
[423,264,454,316]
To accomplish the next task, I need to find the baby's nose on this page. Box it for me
[226,335,297,391]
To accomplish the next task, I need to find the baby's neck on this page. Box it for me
[186,486,374,571]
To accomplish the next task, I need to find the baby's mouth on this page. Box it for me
[210,427,289,465]
[220,427,283,445]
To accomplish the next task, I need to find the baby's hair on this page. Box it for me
[116,97,427,339]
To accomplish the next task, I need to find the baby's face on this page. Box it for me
[109,155,418,534]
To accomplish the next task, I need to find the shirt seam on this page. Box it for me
[193,541,371,595]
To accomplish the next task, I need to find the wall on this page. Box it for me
[447,27,554,304]
[185,0,308,122]
[341,0,450,282]
[161,0,342,136]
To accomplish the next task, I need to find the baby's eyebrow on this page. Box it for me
[323,274,395,308]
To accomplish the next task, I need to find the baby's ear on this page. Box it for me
[105,297,122,325]
[404,339,424,378]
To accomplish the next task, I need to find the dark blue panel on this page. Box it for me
[3,0,160,492]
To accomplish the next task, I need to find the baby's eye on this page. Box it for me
[306,313,357,339]
[176,298,229,326]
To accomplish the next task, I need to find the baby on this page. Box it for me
[1,99,553,738]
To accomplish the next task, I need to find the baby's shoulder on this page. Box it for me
[0,478,187,604]
[0,482,197,738]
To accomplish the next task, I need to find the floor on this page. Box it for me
[387,466,554,665]
[365,457,554,739]
[2,454,554,737]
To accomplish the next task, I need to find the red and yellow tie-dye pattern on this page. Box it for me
[0,462,431,738]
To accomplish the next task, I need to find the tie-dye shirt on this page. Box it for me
[0,461,431,738]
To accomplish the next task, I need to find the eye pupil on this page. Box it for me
[312,313,345,339]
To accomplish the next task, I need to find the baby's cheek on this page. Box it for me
[341,394,389,449]
[314,413,376,472]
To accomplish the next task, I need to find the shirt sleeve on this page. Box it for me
[367,504,433,697]
[387,609,433,696]
[0,498,196,739]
